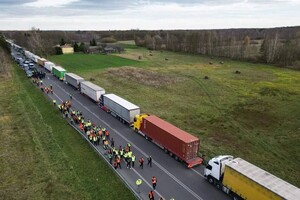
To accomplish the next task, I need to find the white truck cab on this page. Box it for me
[204,155,233,185]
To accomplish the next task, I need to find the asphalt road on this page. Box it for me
[13,49,231,200]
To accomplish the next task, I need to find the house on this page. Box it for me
[87,46,101,54]
[60,44,74,54]
[102,44,124,54]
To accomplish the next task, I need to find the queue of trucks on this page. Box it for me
[9,41,300,200]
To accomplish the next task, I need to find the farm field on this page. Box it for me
[0,49,135,199]
[50,42,300,187]
[49,53,141,74]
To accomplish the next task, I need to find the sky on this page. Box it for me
[0,0,299,30]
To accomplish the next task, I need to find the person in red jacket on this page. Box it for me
[152,176,157,190]
[139,157,144,169]
[148,190,154,200]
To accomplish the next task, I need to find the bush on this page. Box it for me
[101,37,117,43]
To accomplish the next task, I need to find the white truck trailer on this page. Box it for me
[80,81,105,102]
[204,155,300,200]
[102,94,140,125]
[65,73,85,89]
[44,61,55,72]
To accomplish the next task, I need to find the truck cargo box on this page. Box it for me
[103,94,140,124]
[44,61,55,72]
[223,158,300,200]
[65,73,84,89]
[24,50,31,58]
[52,66,66,80]
[140,115,202,167]
[31,54,40,63]
[81,81,105,102]
[37,58,47,67]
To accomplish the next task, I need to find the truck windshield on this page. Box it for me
[206,165,212,170]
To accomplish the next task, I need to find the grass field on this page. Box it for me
[49,53,141,74]
[0,50,135,199]
[50,42,300,187]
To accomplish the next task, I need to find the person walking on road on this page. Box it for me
[139,157,144,169]
[148,190,155,200]
[116,156,121,169]
[152,176,157,190]
[110,137,114,148]
[131,154,135,168]
[147,155,152,167]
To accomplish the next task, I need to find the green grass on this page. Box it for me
[49,53,141,74]
[48,44,300,187]
[0,53,135,199]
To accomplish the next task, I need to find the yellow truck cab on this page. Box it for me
[133,114,150,132]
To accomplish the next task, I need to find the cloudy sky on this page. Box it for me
[0,0,299,30]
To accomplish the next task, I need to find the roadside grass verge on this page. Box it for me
[0,55,135,199]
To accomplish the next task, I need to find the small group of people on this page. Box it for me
[33,78,54,94]
[31,71,46,80]
[110,143,136,170]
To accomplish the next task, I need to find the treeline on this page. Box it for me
[3,26,300,68]
[134,27,300,68]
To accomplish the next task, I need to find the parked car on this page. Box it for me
[26,71,33,78]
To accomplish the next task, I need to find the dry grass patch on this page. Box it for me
[115,53,144,61]
[106,66,183,87]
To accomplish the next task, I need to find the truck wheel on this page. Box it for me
[169,152,173,157]
[134,128,138,133]
[232,196,239,200]
[216,184,221,190]
[175,156,178,161]
[208,176,214,185]
[164,148,168,153]
[145,135,148,140]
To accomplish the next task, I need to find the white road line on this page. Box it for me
[131,168,165,199]
[192,168,205,178]
[52,80,204,200]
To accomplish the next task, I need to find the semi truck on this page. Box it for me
[101,94,140,125]
[32,55,40,63]
[80,81,105,102]
[204,155,300,200]
[65,73,85,90]
[133,114,202,168]
[37,58,47,67]
[52,66,66,80]
[44,61,55,72]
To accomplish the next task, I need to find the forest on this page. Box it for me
[3,26,300,69]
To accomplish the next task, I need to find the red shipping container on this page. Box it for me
[141,115,202,167]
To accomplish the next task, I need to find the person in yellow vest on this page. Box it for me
[93,134,98,146]
[102,135,106,144]
[89,135,93,143]
[131,154,136,168]
[128,151,132,158]
[104,140,109,149]
[120,148,124,158]
[128,152,132,169]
